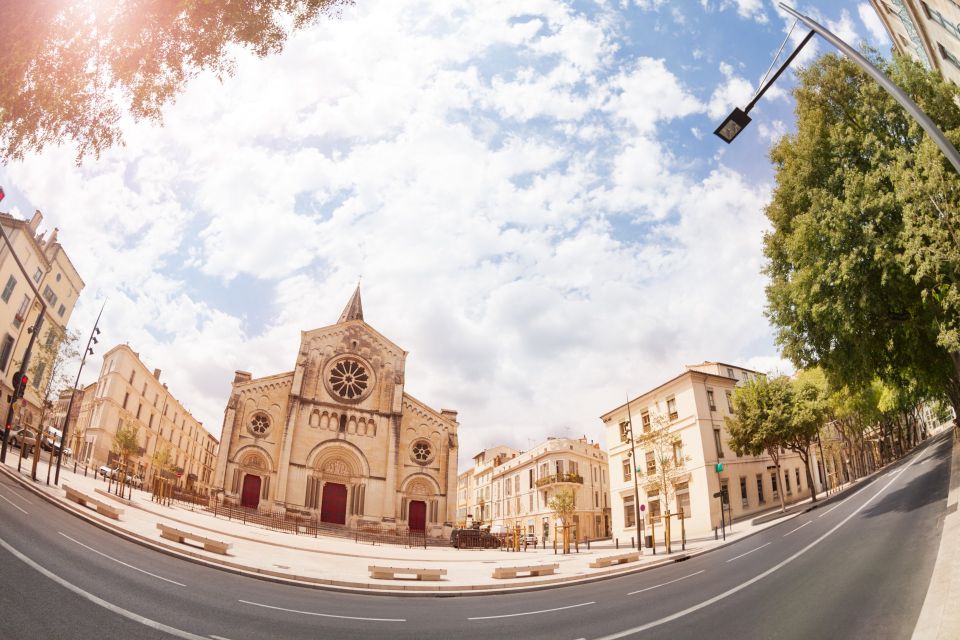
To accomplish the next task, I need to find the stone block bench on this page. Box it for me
[368,565,447,581]
[492,563,559,579]
[157,523,231,555]
[589,551,641,569]
[64,484,123,520]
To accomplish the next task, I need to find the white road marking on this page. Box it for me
[818,493,856,518]
[4,488,32,504]
[58,532,186,586]
[627,570,705,595]
[239,599,406,622]
[209,635,235,640]
[725,543,771,563]
[783,521,811,537]
[0,535,209,640]
[468,601,595,621]
[593,448,924,640]
[0,493,28,514]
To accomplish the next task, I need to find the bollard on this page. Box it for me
[714,527,718,540]
[575,538,579,553]
[631,536,635,549]
[615,537,619,549]
[587,539,590,550]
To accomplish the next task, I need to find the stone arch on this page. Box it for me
[232,445,275,473]
[305,439,371,478]
[399,472,441,496]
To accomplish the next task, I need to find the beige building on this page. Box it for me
[871,1,960,85]
[212,288,460,537]
[602,362,812,543]
[78,344,218,492]
[457,437,611,542]
[0,210,84,431]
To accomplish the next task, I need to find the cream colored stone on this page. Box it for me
[212,288,459,536]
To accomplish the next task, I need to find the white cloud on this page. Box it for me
[757,119,787,143]
[2,0,784,467]
[858,3,891,47]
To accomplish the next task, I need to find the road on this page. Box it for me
[0,431,951,640]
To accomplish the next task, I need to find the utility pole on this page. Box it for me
[625,395,645,551]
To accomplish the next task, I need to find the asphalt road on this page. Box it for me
[0,431,951,640]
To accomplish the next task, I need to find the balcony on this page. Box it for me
[535,473,584,488]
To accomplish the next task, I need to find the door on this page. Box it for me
[240,474,261,509]
[409,500,427,531]
[320,482,347,525]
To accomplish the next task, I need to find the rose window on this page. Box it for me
[249,413,270,437]
[412,441,432,464]
[329,359,369,399]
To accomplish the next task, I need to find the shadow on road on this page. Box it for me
[860,445,950,519]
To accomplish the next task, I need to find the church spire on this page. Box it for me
[337,284,364,323]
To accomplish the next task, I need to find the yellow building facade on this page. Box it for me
[212,288,460,537]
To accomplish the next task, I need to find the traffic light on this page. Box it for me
[12,371,28,400]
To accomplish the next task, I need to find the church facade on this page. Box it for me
[212,288,459,536]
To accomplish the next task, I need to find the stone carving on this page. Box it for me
[323,459,351,477]
[242,454,265,469]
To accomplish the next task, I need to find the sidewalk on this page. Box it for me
[913,428,960,639]
[0,449,847,596]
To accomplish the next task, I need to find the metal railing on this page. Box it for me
[534,472,584,487]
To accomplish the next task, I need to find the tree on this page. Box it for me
[726,375,794,512]
[150,444,174,481]
[786,370,829,502]
[0,0,349,163]
[548,488,576,554]
[26,327,79,481]
[634,411,690,550]
[112,420,141,492]
[764,52,960,424]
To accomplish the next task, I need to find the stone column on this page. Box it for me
[274,399,300,506]
[381,414,400,521]
[212,394,238,492]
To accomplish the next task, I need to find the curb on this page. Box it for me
[0,447,914,598]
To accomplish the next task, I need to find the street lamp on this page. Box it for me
[54,302,105,484]
[716,3,960,176]
[624,395,645,551]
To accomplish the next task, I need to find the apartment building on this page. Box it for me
[457,438,610,542]
[78,344,218,493]
[602,362,812,542]
[871,1,960,85]
[0,210,84,431]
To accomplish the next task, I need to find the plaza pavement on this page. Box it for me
[0,443,941,599]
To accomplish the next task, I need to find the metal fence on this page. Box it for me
[204,500,446,548]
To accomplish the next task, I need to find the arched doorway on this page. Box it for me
[241,474,261,509]
[320,482,347,525]
[409,500,426,531]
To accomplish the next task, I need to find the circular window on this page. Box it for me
[328,359,370,400]
[249,413,270,437]
[410,440,433,465]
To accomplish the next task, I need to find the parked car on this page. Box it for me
[524,532,538,546]
[8,428,37,450]
[98,465,119,480]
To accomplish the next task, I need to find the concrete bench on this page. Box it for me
[64,484,123,520]
[589,551,641,569]
[157,523,231,555]
[492,563,559,579]
[368,565,447,581]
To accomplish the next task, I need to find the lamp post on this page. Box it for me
[716,3,960,176]
[54,301,104,484]
[624,396,645,551]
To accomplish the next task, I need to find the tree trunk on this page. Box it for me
[799,447,817,502]
[774,454,785,513]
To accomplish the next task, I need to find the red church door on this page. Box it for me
[409,500,426,531]
[320,483,347,525]
[241,474,261,509]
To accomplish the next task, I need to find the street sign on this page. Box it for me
[713,491,722,498]
[715,462,723,472]
[639,504,646,512]
[176,471,183,478]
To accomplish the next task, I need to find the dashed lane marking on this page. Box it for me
[627,571,705,596]
[725,543,771,563]
[0,535,209,640]
[468,601,595,621]
[239,599,406,622]
[59,532,186,587]
[783,521,811,537]
[0,493,28,514]
[4,488,32,504]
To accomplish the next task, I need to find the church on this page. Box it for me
[212,288,460,536]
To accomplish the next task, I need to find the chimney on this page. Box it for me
[47,227,59,246]
[153,368,161,380]
[233,370,252,384]
[28,210,42,232]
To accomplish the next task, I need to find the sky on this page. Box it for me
[0,1,895,467]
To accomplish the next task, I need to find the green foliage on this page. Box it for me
[0,0,349,163]
[725,375,793,458]
[547,488,576,526]
[112,420,140,464]
[634,411,690,512]
[764,52,960,416]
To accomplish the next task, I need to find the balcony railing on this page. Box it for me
[535,473,584,487]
